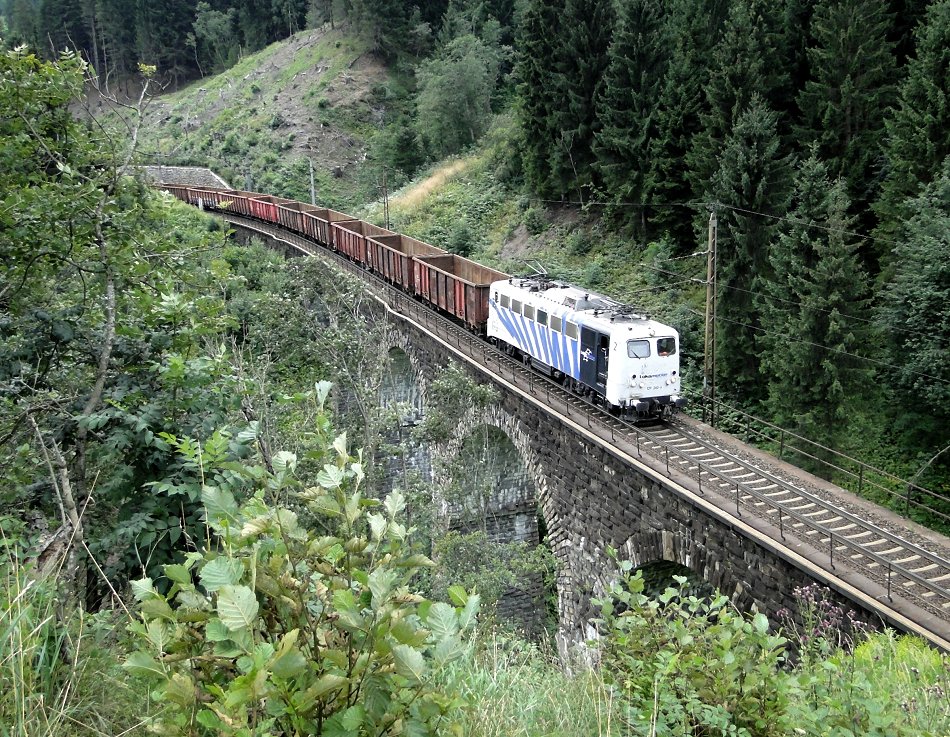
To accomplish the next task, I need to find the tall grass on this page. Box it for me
[442,631,619,737]
[0,549,152,737]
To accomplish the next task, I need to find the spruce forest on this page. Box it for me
[1,0,950,735]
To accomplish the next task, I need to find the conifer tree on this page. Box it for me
[796,0,896,216]
[875,0,950,259]
[647,0,727,245]
[877,158,950,443]
[759,154,870,456]
[546,0,613,200]
[592,0,668,231]
[706,95,792,403]
[687,0,790,197]
[515,0,561,195]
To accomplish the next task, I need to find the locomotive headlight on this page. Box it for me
[639,382,644,388]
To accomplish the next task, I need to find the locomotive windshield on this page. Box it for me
[657,337,676,356]
[627,340,650,358]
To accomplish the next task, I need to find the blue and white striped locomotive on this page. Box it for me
[487,276,686,419]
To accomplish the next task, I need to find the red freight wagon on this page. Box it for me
[194,187,229,209]
[367,234,445,292]
[310,208,353,248]
[160,184,189,203]
[332,220,395,265]
[218,190,260,217]
[249,195,292,223]
[277,201,321,240]
[412,254,509,333]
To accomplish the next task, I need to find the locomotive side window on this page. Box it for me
[512,299,522,314]
[657,337,676,356]
[524,305,535,320]
[565,322,579,339]
[627,339,651,358]
[551,315,562,332]
[501,294,510,309]
[537,310,548,326]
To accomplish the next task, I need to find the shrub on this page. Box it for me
[523,207,546,235]
[125,388,479,736]
[593,565,791,736]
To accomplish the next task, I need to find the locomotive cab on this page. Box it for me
[487,276,685,420]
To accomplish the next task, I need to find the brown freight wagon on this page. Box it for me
[160,184,190,203]
[217,190,261,217]
[366,234,445,292]
[277,200,322,239]
[311,208,353,248]
[413,254,509,333]
[250,195,293,224]
[332,220,395,266]
[193,187,230,209]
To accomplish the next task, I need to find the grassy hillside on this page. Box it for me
[140,25,407,210]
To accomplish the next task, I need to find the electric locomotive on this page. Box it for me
[487,276,685,419]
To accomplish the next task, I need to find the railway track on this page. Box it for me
[223,213,950,645]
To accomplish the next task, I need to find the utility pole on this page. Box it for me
[309,157,316,205]
[704,209,718,427]
[382,168,390,231]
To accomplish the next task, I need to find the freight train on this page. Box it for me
[160,185,685,420]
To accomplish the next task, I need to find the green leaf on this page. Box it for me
[395,554,435,569]
[384,489,406,519]
[217,585,259,631]
[236,421,260,444]
[123,651,166,679]
[202,485,240,526]
[332,432,348,459]
[272,648,307,679]
[368,568,398,606]
[317,464,345,489]
[341,704,366,730]
[753,612,769,635]
[426,602,457,641]
[314,380,333,408]
[433,634,465,666]
[164,672,195,708]
[367,512,387,541]
[163,563,191,586]
[273,450,297,473]
[393,644,427,683]
[458,593,480,632]
[306,673,349,699]
[131,577,156,602]
[200,557,244,592]
[205,618,231,642]
[446,585,468,607]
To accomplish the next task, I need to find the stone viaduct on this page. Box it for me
[215,207,950,655]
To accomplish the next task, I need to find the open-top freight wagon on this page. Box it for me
[367,233,446,293]
[332,219,395,265]
[413,254,508,333]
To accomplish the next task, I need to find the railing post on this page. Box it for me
[886,562,893,601]
[829,533,835,569]
[665,446,670,475]
[905,483,912,515]
[858,466,864,497]
[779,430,785,460]
[779,508,784,540]
[636,434,640,456]
[735,483,741,516]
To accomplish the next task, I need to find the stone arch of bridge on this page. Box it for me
[432,403,548,522]
[610,529,753,610]
[383,328,433,412]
